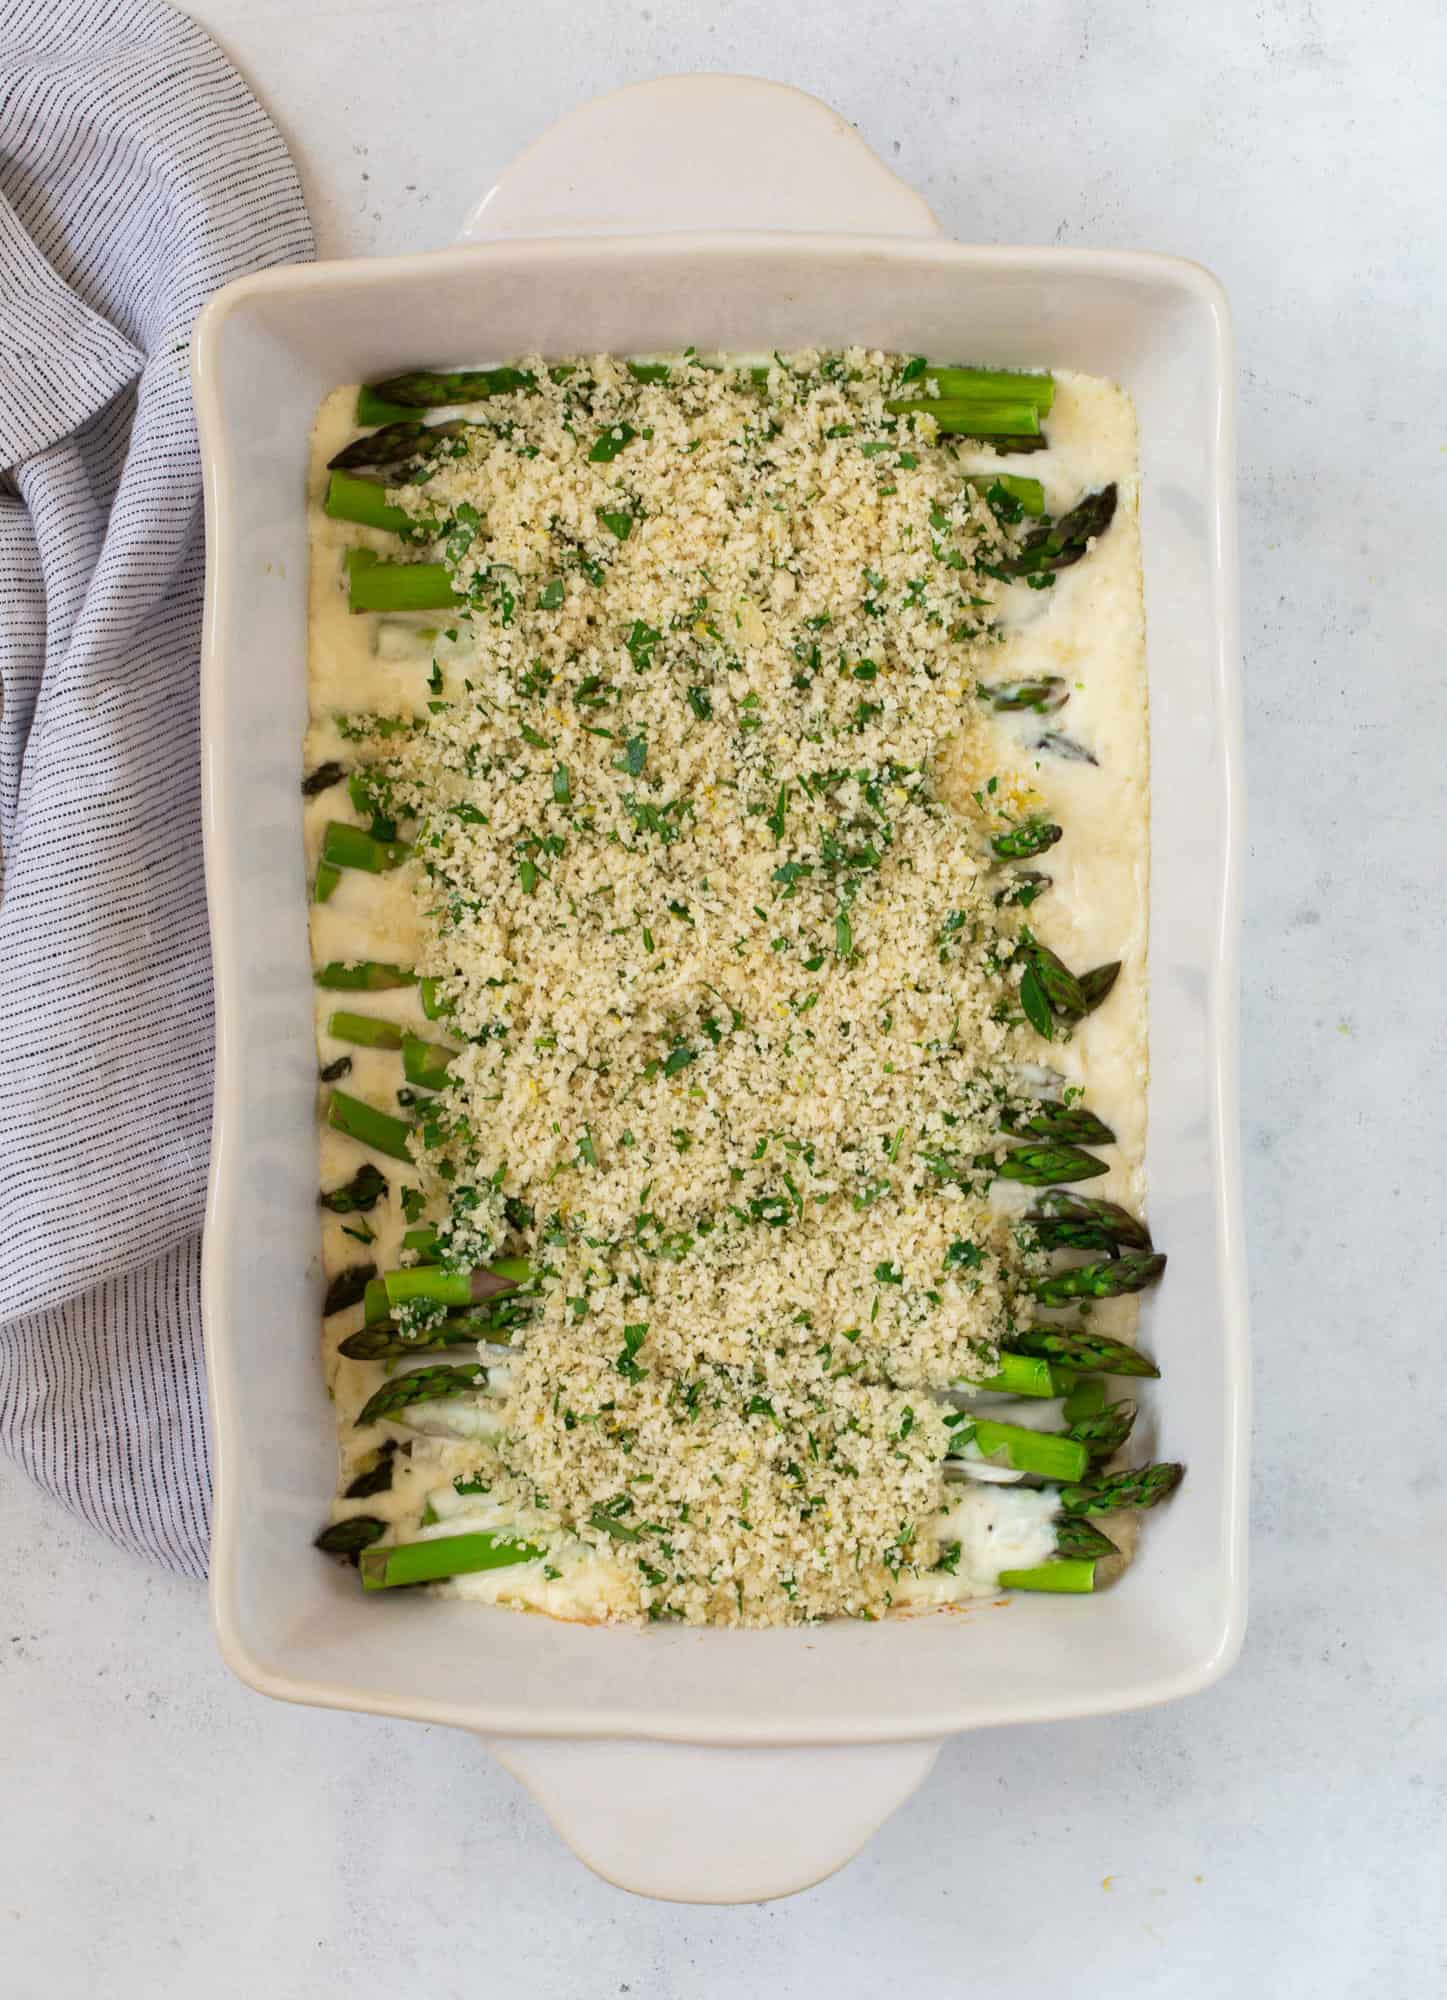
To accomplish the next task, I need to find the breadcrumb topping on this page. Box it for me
[334,349,1066,1624]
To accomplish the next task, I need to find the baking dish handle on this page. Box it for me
[460,74,943,243]
[485,1733,942,1903]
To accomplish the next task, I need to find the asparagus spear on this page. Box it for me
[401,1032,457,1091]
[996,1556,1098,1593]
[367,366,536,407]
[1005,484,1118,579]
[994,870,1052,910]
[302,760,346,797]
[1005,1325,1160,1378]
[922,366,1054,414]
[360,1530,541,1590]
[419,977,453,1021]
[356,1363,487,1429]
[1059,1462,1185,1515]
[1025,1190,1152,1256]
[1079,962,1122,1013]
[1033,730,1097,766]
[1054,1515,1118,1559]
[320,1162,389,1214]
[338,1306,528,1360]
[992,818,1062,860]
[344,1440,398,1498]
[322,1263,376,1316]
[314,1516,387,1559]
[1061,1374,1107,1422]
[362,1278,390,1324]
[981,676,1069,713]
[1068,1399,1138,1462]
[1032,1251,1167,1306]
[356,385,419,425]
[329,418,473,472]
[314,861,341,904]
[966,472,1047,516]
[381,1261,525,1311]
[320,821,411,873]
[997,1516,1121,1592]
[887,395,1043,442]
[314,960,417,992]
[1018,939,1088,1020]
[1002,1101,1116,1145]
[326,1011,404,1051]
[972,1353,1074,1399]
[323,471,416,536]
[346,548,461,614]
[988,1143,1110,1185]
[946,1418,1090,1484]
[327,1089,414,1162]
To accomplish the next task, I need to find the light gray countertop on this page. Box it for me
[6,1,1445,1992]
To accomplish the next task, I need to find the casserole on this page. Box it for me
[195,75,1247,1902]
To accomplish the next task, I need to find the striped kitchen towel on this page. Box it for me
[0,0,312,1573]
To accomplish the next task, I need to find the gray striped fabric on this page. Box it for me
[0,0,313,1573]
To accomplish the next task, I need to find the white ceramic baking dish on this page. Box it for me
[194,75,1247,1903]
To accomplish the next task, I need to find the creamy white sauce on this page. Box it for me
[306,365,1149,1615]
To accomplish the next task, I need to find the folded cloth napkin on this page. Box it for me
[0,0,312,1572]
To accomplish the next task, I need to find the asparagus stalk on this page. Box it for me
[314,960,417,992]
[327,1089,414,1162]
[314,1516,386,1558]
[1005,1325,1160,1378]
[362,1278,390,1324]
[967,472,1047,516]
[887,395,1043,441]
[320,1162,389,1214]
[326,1011,404,1051]
[947,1418,1091,1484]
[401,1032,457,1091]
[973,1353,1074,1399]
[302,760,346,797]
[356,386,419,425]
[994,870,1052,909]
[343,1440,398,1498]
[1032,731,1097,766]
[996,1556,1098,1593]
[1054,1515,1118,1559]
[1068,1399,1138,1462]
[991,818,1062,860]
[366,366,536,407]
[1061,1373,1107,1422]
[1002,1101,1116,1145]
[401,1224,441,1262]
[322,1263,376,1317]
[356,1363,487,1429]
[323,470,416,536]
[338,1305,528,1360]
[381,1260,525,1311]
[419,977,453,1020]
[923,366,1055,414]
[1032,1251,1167,1306]
[1018,939,1088,1020]
[346,548,461,614]
[1059,1462,1185,1516]
[320,821,411,873]
[360,1530,541,1589]
[981,676,1069,713]
[1079,962,1122,1012]
[988,1143,1110,1185]
[314,861,341,903]
[1025,1191,1152,1257]
[1004,484,1118,579]
[329,417,473,472]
